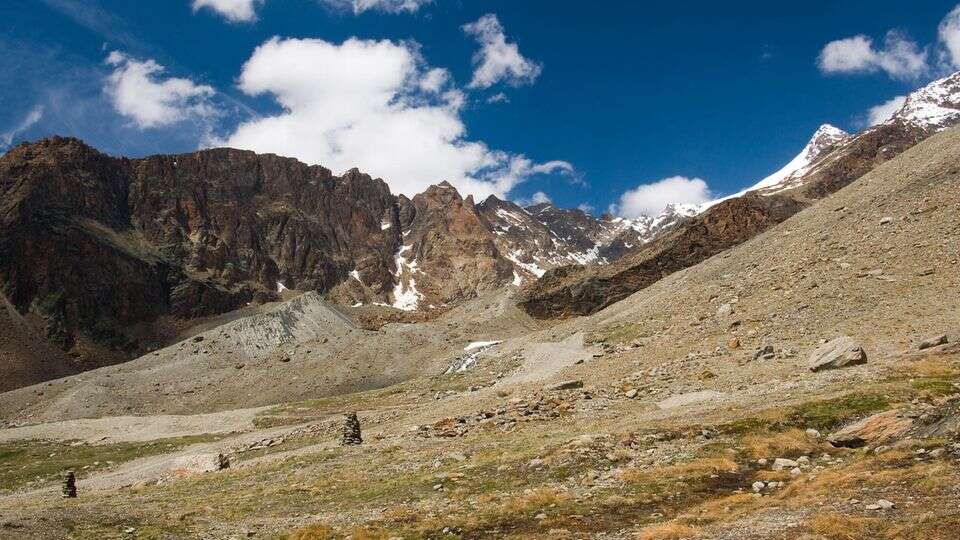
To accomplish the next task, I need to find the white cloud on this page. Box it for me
[867,95,907,125]
[419,68,450,93]
[530,191,551,204]
[939,5,960,68]
[463,14,542,89]
[818,32,928,80]
[612,176,712,218]
[1,105,44,148]
[487,92,509,104]
[192,0,263,22]
[577,203,595,214]
[320,0,432,14]
[104,52,217,129]
[217,37,571,199]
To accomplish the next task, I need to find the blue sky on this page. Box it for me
[2,1,959,217]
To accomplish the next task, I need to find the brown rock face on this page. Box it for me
[0,137,400,378]
[517,193,805,318]
[396,182,514,309]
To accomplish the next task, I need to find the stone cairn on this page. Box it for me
[341,412,363,446]
[62,470,77,498]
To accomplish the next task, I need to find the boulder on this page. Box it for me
[809,336,867,372]
[826,410,913,448]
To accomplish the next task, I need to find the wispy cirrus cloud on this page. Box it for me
[1,105,44,148]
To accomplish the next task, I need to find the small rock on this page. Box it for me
[728,337,740,349]
[876,499,895,509]
[625,389,639,399]
[772,458,799,470]
[918,334,949,350]
[805,428,821,439]
[752,481,765,492]
[879,216,894,225]
[716,303,734,318]
[790,467,802,477]
[754,344,774,361]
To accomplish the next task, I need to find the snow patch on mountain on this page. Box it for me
[886,72,960,131]
[392,245,422,311]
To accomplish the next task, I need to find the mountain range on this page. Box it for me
[2,71,960,391]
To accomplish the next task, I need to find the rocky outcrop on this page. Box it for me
[394,183,515,309]
[517,193,805,318]
[0,137,399,379]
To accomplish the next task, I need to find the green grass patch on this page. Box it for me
[0,434,217,492]
[786,392,890,431]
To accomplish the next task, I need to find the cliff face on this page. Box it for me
[396,183,515,309]
[0,137,401,372]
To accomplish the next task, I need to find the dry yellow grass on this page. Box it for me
[897,358,958,378]
[742,428,820,459]
[634,522,700,539]
[620,456,739,485]
[807,513,884,540]
[287,523,334,540]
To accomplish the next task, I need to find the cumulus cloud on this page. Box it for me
[867,95,907,126]
[320,0,432,14]
[217,37,571,199]
[104,52,217,129]
[818,32,928,80]
[192,0,264,22]
[1,105,44,148]
[463,14,542,89]
[939,5,960,68]
[577,203,595,214]
[612,176,712,218]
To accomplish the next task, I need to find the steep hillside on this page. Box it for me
[518,193,805,318]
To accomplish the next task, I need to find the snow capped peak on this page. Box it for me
[741,124,850,194]
[889,71,960,131]
[807,125,849,153]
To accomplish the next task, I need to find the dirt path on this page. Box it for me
[503,332,594,385]
[0,407,269,445]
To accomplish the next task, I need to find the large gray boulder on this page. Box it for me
[809,336,867,372]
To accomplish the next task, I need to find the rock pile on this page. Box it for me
[61,470,77,498]
[341,412,363,446]
[416,391,588,438]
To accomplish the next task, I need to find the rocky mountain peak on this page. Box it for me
[805,124,850,157]
[889,71,960,131]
